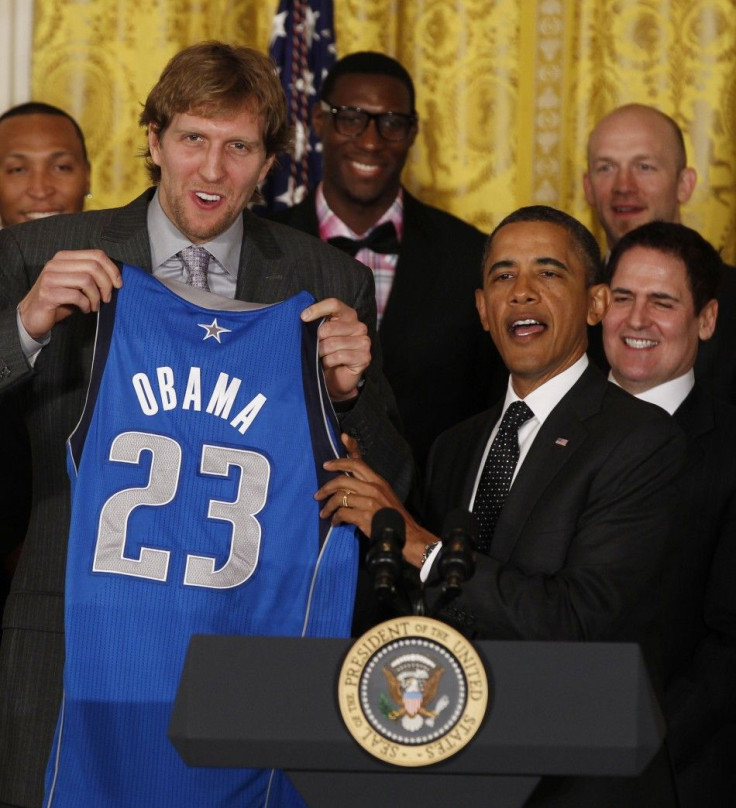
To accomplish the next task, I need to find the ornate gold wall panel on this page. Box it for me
[32,0,736,262]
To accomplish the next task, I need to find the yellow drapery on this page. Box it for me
[31,0,736,261]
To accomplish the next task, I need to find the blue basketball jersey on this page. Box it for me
[44,265,358,807]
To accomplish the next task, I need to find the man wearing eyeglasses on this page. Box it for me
[271,51,506,475]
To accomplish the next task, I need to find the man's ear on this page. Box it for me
[677,166,697,205]
[311,101,325,139]
[257,154,276,186]
[698,298,718,341]
[587,283,611,326]
[407,116,419,148]
[475,288,491,332]
[582,171,595,206]
[148,125,162,166]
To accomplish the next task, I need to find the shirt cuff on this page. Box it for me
[331,378,366,414]
[17,308,49,367]
[419,541,443,583]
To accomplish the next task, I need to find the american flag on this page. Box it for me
[261,0,336,212]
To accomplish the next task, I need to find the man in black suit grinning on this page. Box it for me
[602,220,736,808]
[270,51,506,473]
[317,205,685,807]
[0,42,411,808]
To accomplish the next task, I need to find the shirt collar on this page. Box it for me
[608,369,694,415]
[315,183,404,241]
[146,189,243,278]
[503,354,589,426]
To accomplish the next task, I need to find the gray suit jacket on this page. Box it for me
[0,189,412,807]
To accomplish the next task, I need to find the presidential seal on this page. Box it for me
[337,616,488,766]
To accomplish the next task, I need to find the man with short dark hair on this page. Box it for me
[0,42,411,808]
[583,103,736,403]
[0,102,90,227]
[271,51,505,471]
[602,220,736,808]
[317,205,685,807]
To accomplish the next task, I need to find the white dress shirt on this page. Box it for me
[608,369,694,415]
[421,354,590,579]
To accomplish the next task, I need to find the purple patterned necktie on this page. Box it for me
[178,246,211,292]
[472,400,534,553]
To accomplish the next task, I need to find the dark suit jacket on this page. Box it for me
[704,262,736,403]
[424,363,685,807]
[0,392,30,638]
[663,384,736,808]
[270,188,508,472]
[0,189,412,807]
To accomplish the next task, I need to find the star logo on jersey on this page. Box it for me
[198,318,232,343]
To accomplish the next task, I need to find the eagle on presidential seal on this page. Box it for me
[382,666,448,731]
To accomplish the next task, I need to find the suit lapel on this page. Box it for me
[673,384,713,465]
[380,191,431,344]
[235,210,292,302]
[282,190,320,236]
[489,366,606,562]
[462,402,502,508]
[98,189,155,270]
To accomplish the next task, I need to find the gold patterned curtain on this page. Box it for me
[32,0,736,262]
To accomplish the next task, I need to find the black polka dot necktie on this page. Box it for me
[178,246,211,292]
[473,400,534,554]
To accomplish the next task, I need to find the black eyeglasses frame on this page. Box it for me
[319,101,417,142]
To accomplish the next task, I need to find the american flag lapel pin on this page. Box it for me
[555,437,569,447]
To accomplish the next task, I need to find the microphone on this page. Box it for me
[438,509,477,594]
[367,508,406,602]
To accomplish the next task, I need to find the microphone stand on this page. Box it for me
[366,508,409,615]
[429,509,477,618]
[365,508,477,620]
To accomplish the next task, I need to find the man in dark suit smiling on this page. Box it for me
[317,205,685,806]
[271,51,505,472]
[602,221,736,808]
[0,42,411,808]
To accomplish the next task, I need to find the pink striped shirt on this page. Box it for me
[316,183,403,326]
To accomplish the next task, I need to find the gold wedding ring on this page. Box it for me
[342,491,351,509]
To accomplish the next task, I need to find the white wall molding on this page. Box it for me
[0,0,34,113]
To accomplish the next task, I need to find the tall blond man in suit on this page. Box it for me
[0,42,411,808]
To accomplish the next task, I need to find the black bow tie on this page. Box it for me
[327,221,400,257]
